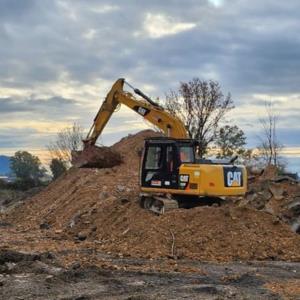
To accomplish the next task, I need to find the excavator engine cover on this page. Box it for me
[71,145,122,168]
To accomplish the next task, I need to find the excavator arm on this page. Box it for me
[84,78,188,146]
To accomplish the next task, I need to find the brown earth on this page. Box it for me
[265,280,300,300]
[2,130,300,263]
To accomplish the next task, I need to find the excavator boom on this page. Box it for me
[84,78,188,146]
[73,78,188,168]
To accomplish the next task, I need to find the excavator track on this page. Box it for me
[140,194,179,214]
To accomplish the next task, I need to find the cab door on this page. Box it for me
[141,142,179,189]
[163,145,179,189]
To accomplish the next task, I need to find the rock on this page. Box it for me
[120,198,130,205]
[245,192,258,203]
[77,232,87,241]
[287,198,300,214]
[5,262,16,271]
[238,198,249,207]
[99,191,109,200]
[69,220,75,228]
[68,212,83,228]
[70,262,81,270]
[264,203,275,215]
[122,228,130,235]
[32,261,62,276]
[269,183,284,200]
[291,219,300,233]
[258,190,272,201]
[40,222,51,230]
[116,185,126,192]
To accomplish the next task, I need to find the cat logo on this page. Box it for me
[137,107,147,116]
[133,106,150,116]
[227,171,242,187]
[224,167,243,187]
[179,175,189,182]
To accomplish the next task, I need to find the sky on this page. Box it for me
[0,0,299,171]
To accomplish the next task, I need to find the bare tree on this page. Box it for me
[258,101,283,167]
[165,78,234,157]
[47,122,84,164]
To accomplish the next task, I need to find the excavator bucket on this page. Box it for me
[71,145,122,168]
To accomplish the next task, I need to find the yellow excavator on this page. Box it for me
[79,78,247,213]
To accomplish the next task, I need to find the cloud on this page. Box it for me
[0,96,83,117]
[208,0,224,7]
[141,13,196,39]
[0,0,299,163]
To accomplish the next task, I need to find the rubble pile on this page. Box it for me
[2,130,300,262]
[243,169,300,234]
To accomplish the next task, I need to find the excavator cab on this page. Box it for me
[141,138,197,190]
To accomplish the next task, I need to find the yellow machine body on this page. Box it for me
[141,163,247,197]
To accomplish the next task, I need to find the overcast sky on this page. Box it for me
[0,0,299,162]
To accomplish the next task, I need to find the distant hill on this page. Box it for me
[0,155,11,175]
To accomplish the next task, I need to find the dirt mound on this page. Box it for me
[3,130,300,262]
[4,130,160,230]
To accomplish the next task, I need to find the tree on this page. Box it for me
[215,125,247,158]
[10,151,46,188]
[258,101,283,167]
[50,158,67,180]
[48,122,84,164]
[165,78,234,157]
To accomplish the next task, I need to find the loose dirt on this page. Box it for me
[1,247,299,300]
[2,130,300,263]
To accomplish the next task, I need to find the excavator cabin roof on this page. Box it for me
[144,137,198,145]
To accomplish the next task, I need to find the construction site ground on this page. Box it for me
[0,130,300,299]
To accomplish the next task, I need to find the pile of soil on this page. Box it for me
[2,130,300,262]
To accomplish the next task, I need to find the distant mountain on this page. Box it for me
[0,155,11,175]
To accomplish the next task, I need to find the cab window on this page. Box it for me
[145,146,162,169]
[179,145,194,163]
